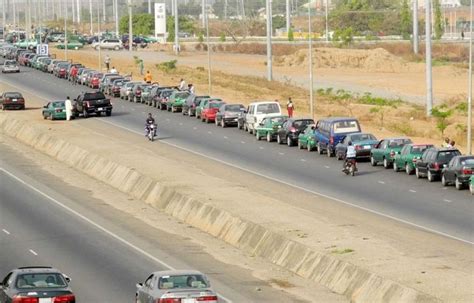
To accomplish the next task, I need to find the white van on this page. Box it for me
[244,101,282,134]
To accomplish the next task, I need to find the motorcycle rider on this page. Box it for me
[343,141,357,171]
[145,113,155,137]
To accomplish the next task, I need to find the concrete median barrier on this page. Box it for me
[0,115,441,302]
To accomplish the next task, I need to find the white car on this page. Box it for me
[1,60,20,73]
[244,101,282,134]
[92,38,123,50]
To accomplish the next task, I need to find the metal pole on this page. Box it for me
[425,0,433,116]
[224,0,228,20]
[205,0,211,95]
[65,2,68,61]
[77,0,81,23]
[12,0,15,29]
[201,0,205,27]
[89,0,93,35]
[2,0,6,41]
[325,0,329,42]
[148,0,151,14]
[72,0,76,23]
[128,0,132,52]
[115,0,119,37]
[175,0,179,55]
[266,0,272,81]
[467,0,473,154]
[413,0,419,54]
[98,2,102,71]
[103,0,106,22]
[308,0,314,119]
[286,0,290,34]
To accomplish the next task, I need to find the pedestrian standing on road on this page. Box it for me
[287,97,295,118]
[110,66,118,74]
[138,59,144,76]
[104,55,111,71]
[144,71,152,84]
[179,78,186,91]
[65,96,73,121]
[70,65,78,85]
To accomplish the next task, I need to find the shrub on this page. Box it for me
[198,32,204,43]
[431,105,453,137]
[288,27,294,42]
[219,33,226,42]
[156,60,177,73]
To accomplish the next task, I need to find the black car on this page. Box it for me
[441,155,474,189]
[182,95,210,116]
[74,91,112,118]
[277,118,315,146]
[335,132,379,160]
[0,266,75,302]
[215,103,245,127]
[155,89,176,109]
[415,148,462,182]
[110,78,129,97]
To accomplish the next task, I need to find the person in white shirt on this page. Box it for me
[188,84,195,94]
[110,66,118,74]
[65,96,73,121]
[343,141,357,170]
[179,78,186,91]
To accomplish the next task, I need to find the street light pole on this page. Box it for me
[128,0,133,53]
[65,2,68,61]
[413,0,419,54]
[286,0,290,34]
[325,0,329,43]
[175,0,179,55]
[89,0,93,35]
[467,0,473,154]
[98,1,102,71]
[115,0,119,37]
[266,0,272,81]
[2,0,6,41]
[425,0,433,117]
[205,0,212,95]
[308,0,314,119]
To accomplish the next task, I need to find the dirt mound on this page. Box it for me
[275,47,407,73]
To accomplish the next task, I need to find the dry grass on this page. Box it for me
[269,278,295,289]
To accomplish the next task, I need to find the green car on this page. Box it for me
[42,101,68,120]
[393,143,434,174]
[56,41,84,50]
[196,98,222,119]
[470,175,474,195]
[166,91,190,112]
[31,56,49,69]
[142,36,159,43]
[255,115,288,142]
[14,39,38,49]
[370,137,413,169]
[298,124,317,151]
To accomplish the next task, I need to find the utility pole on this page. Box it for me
[201,0,205,27]
[128,0,133,52]
[72,0,76,24]
[65,2,68,61]
[413,0,419,54]
[89,0,93,35]
[98,2,102,71]
[175,0,179,55]
[77,0,81,24]
[286,0,290,34]
[266,0,272,81]
[115,0,119,37]
[103,0,106,23]
[148,0,152,14]
[308,0,314,119]
[325,0,329,42]
[205,0,212,95]
[467,0,473,154]
[2,0,6,41]
[224,0,228,20]
[425,0,433,116]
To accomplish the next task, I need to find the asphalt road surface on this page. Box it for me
[0,143,307,303]
[0,62,472,245]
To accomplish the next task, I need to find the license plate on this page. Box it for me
[364,145,371,149]
[98,107,103,111]
[12,99,17,102]
[182,299,196,303]
[39,298,53,303]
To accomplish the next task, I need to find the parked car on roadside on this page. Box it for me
[182,94,209,116]
[109,78,129,97]
[441,155,474,190]
[243,101,282,134]
[254,115,288,142]
[0,91,25,110]
[73,91,112,118]
[42,100,70,120]
[215,103,245,127]
[370,137,413,168]
[196,98,223,119]
[297,124,316,151]
[392,144,434,174]
[415,148,462,182]
[313,117,361,157]
[0,266,75,303]
[92,38,123,50]
[166,90,190,112]
[201,100,225,123]
[1,60,20,73]
[335,132,378,160]
[135,270,217,303]
[89,72,104,89]
[276,118,315,146]
[129,83,145,102]
[120,81,140,100]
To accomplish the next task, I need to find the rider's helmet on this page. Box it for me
[348,141,352,146]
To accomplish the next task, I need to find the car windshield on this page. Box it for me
[176,92,189,99]
[5,61,16,66]
[294,120,313,128]
[52,101,65,107]
[4,92,22,98]
[225,105,244,112]
[270,117,286,123]
[83,92,106,100]
[158,275,209,289]
[350,133,376,141]
[438,150,461,161]
[16,273,67,289]
[388,139,412,148]
[411,145,432,154]
[333,120,360,134]
[256,103,280,114]
[162,91,173,97]
[460,158,474,166]
[210,102,223,108]
[114,81,125,86]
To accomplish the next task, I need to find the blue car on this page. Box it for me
[313,117,362,157]
[334,132,379,160]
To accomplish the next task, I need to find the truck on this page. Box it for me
[74,91,112,118]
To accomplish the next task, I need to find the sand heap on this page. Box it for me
[276,47,407,73]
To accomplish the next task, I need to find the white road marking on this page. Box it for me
[278,152,285,156]
[409,189,417,193]
[208,131,212,134]
[2,229,10,235]
[29,249,38,256]
[224,136,228,139]
[444,199,452,203]
[0,168,233,302]
[300,159,306,162]
[378,181,385,185]
[259,147,264,150]
[324,165,330,169]
[241,141,246,144]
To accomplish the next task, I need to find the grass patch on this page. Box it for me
[331,248,355,254]
[156,60,177,73]
[269,279,295,288]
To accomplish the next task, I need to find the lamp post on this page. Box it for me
[98,0,102,71]
[266,0,272,81]
[413,0,419,54]
[308,0,314,119]
[205,0,211,95]
[64,1,68,61]
[175,0,179,55]
[467,0,473,154]
[128,0,133,53]
[425,0,433,117]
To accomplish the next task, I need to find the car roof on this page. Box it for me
[152,270,205,277]
[318,117,358,122]
[249,101,279,105]
[14,266,61,274]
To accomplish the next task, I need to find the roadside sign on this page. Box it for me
[36,44,48,55]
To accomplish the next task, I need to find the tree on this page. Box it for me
[400,0,412,40]
[432,105,453,137]
[433,0,444,40]
[288,27,294,41]
[166,16,196,42]
[119,14,154,36]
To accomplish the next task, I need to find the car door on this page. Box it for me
[137,274,153,303]
[418,150,432,173]
[445,157,458,182]
[0,272,13,301]
[396,145,408,167]
[372,140,384,162]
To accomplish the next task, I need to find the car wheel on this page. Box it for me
[405,163,412,175]
[370,156,377,166]
[318,143,324,155]
[427,170,435,182]
[267,132,272,142]
[43,113,47,120]
[287,137,293,147]
[256,131,260,141]
[383,158,390,169]
[106,111,112,116]
[96,111,102,117]
[455,177,463,190]
[415,168,421,179]
[298,140,303,149]
[114,46,120,51]
[393,162,399,172]
[277,134,282,145]
[441,174,448,186]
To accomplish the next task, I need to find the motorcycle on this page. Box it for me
[146,124,157,142]
[343,159,358,176]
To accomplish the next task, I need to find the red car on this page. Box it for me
[18,53,33,66]
[0,91,25,110]
[201,101,225,123]
[90,72,103,89]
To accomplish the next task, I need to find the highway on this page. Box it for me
[0,143,307,302]
[0,61,472,245]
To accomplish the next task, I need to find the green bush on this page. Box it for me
[156,60,177,73]
[288,27,294,42]
[332,27,354,47]
[198,32,204,43]
[431,105,453,137]
[219,33,226,42]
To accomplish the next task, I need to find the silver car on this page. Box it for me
[135,270,218,303]
[120,81,140,99]
[92,38,123,50]
[1,60,20,73]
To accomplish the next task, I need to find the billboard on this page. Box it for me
[154,3,166,37]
